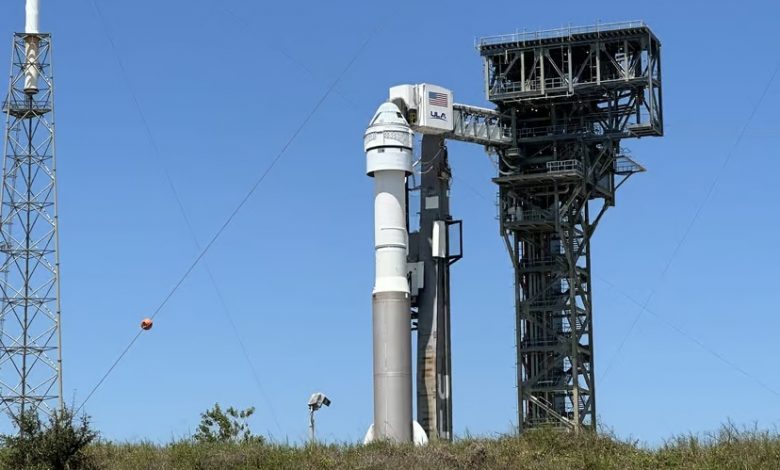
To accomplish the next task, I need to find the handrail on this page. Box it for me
[546,160,583,174]
[2,98,51,110]
[477,21,647,47]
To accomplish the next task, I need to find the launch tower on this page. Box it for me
[478,21,663,430]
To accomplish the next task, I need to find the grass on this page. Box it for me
[29,424,777,470]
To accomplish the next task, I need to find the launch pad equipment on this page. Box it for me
[307,392,331,442]
[365,21,663,441]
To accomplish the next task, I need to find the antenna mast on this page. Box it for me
[0,0,63,422]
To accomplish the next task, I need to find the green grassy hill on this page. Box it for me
[69,426,780,470]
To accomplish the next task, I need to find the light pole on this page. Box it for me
[307,392,331,442]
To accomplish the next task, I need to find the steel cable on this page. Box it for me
[78,0,385,416]
[599,60,780,383]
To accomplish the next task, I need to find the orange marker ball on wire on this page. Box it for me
[140,318,153,331]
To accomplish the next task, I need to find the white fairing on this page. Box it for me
[24,0,40,94]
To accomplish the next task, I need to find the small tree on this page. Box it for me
[193,403,263,444]
[1,406,98,470]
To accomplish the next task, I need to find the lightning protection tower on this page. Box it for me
[478,21,663,431]
[0,0,62,423]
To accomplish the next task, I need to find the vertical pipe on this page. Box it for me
[568,215,580,430]
[24,0,40,95]
[623,40,629,80]
[595,43,601,85]
[46,36,63,412]
[520,52,525,92]
[483,58,490,100]
[25,0,39,33]
[584,203,596,429]
[646,36,654,125]
[567,45,573,94]
[308,409,315,442]
[657,41,663,127]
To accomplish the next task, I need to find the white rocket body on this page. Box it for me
[24,0,40,95]
[363,103,418,443]
[363,103,429,445]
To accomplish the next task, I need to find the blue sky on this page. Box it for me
[1,0,779,445]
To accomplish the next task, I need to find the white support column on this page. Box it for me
[24,0,40,94]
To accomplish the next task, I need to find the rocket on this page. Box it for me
[363,102,415,443]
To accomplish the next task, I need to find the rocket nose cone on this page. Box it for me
[368,102,409,128]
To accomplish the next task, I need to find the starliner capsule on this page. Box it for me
[363,102,416,443]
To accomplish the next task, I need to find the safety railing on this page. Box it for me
[523,295,567,309]
[546,160,583,175]
[519,256,564,269]
[2,98,51,113]
[515,123,598,139]
[506,209,553,223]
[478,21,646,47]
[614,157,643,174]
[521,337,564,348]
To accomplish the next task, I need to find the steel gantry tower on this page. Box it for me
[477,22,663,431]
[0,13,62,422]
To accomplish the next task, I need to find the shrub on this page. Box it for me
[193,403,264,444]
[0,406,98,470]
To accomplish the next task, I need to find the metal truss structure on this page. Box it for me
[477,21,663,431]
[0,32,62,422]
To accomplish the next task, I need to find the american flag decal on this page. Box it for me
[428,91,448,107]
